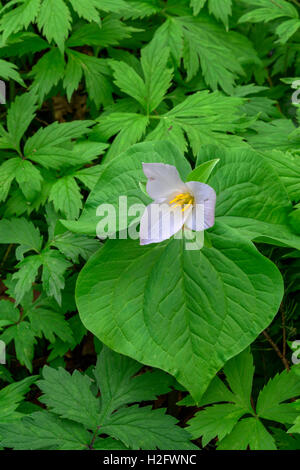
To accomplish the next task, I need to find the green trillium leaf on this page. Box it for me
[289,206,300,235]
[76,222,283,402]
[186,158,220,183]
[197,145,300,250]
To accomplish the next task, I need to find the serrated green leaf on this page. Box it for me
[217,417,276,450]
[239,0,298,24]
[188,404,245,446]
[37,366,100,429]
[256,368,300,424]
[147,91,244,154]
[95,346,174,424]
[29,48,65,103]
[175,15,260,93]
[186,348,254,445]
[190,0,206,15]
[0,299,20,325]
[0,59,25,86]
[0,376,37,423]
[62,49,83,101]
[1,321,37,371]
[68,0,101,22]
[275,18,300,44]
[24,120,94,168]
[140,36,173,113]
[74,165,103,190]
[110,61,146,109]
[0,158,21,202]
[0,0,41,43]
[271,427,300,449]
[120,0,161,19]
[49,175,82,220]
[111,37,172,114]
[246,120,300,153]
[0,411,91,449]
[186,349,300,449]
[178,374,235,407]
[208,0,232,29]
[12,255,42,304]
[0,157,43,202]
[191,0,232,28]
[153,18,183,66]
[28,307,73,343]
[0,32,49,58]
[223,348,254,412]
[100,405,196,450]
[262,150,300,202]
[0,217,42,253]
[95,113,149,160]
[66,16,132,48]
[41,250,71,305]
[64,49,112,106]
[6,92,37,152]
[96,0,128,13]
[51,231,99,263]
[14,159,43,201]
[289,416,300,434]
[93,437,129,450]
[37,0,72,51]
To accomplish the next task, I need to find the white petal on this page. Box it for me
[142,163,187,202]
[185,181,216,230]
[139,201,190,245]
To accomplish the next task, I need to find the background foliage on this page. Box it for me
[0,0,300,451]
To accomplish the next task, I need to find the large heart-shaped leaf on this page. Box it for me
[197,145,300,249]
[76,222,283,402]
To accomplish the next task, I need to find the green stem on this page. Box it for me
[88,425,101,450]
[0,244,14,271]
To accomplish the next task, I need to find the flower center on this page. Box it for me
[169,192,194,212]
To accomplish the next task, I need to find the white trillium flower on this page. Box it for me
[139,163,216,245]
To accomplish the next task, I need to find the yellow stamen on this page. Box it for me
[169,194,186,204]
[182,198,194,211]
[169,193,194,212]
